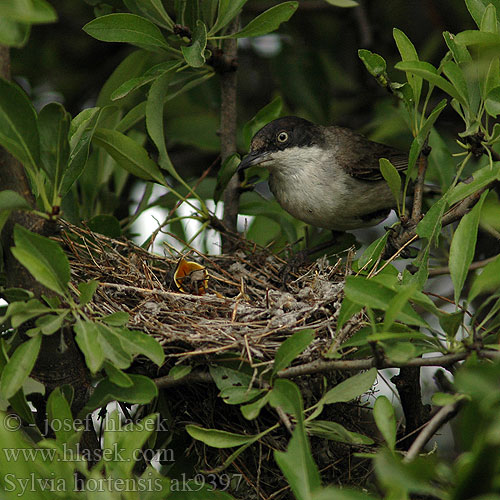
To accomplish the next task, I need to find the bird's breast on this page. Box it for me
[268,152,395,230]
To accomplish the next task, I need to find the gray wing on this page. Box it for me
[326,126,408,182]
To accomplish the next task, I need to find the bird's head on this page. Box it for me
[238,116,323,172]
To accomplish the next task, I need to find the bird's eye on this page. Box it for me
[277,131,289,143]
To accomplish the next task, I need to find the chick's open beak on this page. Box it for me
[238,150,271,171]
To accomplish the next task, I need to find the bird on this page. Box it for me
[238,116,407,232]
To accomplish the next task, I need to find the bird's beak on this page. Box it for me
[238,150,271,171]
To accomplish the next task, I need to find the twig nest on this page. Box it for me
[57,220,359,364]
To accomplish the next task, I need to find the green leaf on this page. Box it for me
[374,395,396,450]
[384,342,417,363]
[242,96,283,149]
[93,128,165,184]
[78,374,158,416]
[447,163,500,206]
[481,3,498,32]
[274,387,321,499]
[38,102,71,192]
[393,28,422,105]
[94,324,132,369]
[111,60,180,101]
[395,61,465,105]
[357,232,390,273]
[209,0,248,35]
[270,379,304,419]
[0,78,40,171]
[125,0,174,30]
[442,60,469,105]
[87,214,122,237]
[312,489,378,500]
[0,18,31,48]
[101,311,129,326]
[383,284,418,331]
[229,2,299,39]
[0,298,51,328]
[439,310,464,339]
[168,365,192,380]
[35,311,68,335]
[469,254,500,301]
[61,107,101,195]
[272,329,315,375]
[0,0,57,24]
[344,276,427,327]
[454,29,500,47]
[306,420,374,445]
[11,225,70,296]
[104,361,133,388]
[449,190,488,304]
[214,153,240,203]
[241,392,271,420]
[83,13,168,50]
[0,335,41,400]
[0,189,31,216]
[77,280,98,306]
[380,158,402,214]
[443,31,472,65]
[181,20,207,67]
[406,99,447,182]
[483,57,500,100]
[105,325,165,366]
[146,69,178,177]
[416,198,447,246]
[486,86,500,117]
[358,49,387,80]
[47,387,74,443]
[465,0,490,28]
[321,368,377,405]
[220,386,265,405]
[335,296,363,333]
[324,0,358,6]
[74,319,105,373]
[186,425,254,448]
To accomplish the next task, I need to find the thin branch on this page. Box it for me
[441,187,487,226]
[153,350,500,388]
[404,398,465,462]
[154,370,213,389]
[411,153,429,222]
[429,255,498,276]
[277,350,500,378]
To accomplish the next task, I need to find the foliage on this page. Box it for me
[1,0,500,499]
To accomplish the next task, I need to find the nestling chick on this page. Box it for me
[239,116,407,231]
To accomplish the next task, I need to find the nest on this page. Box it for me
[57,220,354,364]
[56,221,374,499]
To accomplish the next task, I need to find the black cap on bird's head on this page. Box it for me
[238,116,322,171]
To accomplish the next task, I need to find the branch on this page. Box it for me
[153,350,500,388]
[429,255,498,277]
[411,152,429,222]
[392,366,430,450]
[404,398,465,462]
[219,17,240,251]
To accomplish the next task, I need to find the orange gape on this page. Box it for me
[173,257,209,295]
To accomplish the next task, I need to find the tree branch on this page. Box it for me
[219,18,240,252]
[429,255,498,276]
[411,152,429,222]
[154,350,500,388]
[392,366,430,450]
[404,398,465,462]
